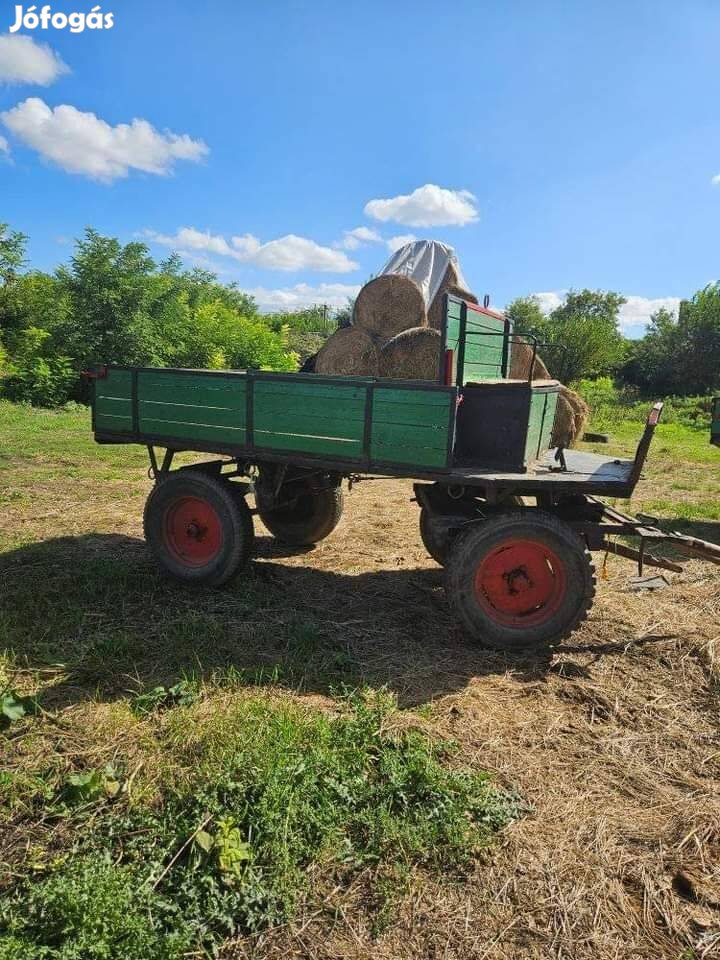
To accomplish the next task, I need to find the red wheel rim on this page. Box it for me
[163,496,223,566]
[474,538,566,627]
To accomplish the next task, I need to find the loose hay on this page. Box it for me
[353,275,427,339]
[428,264,479,331]
[379,327,442,381]
[314,326,380,376]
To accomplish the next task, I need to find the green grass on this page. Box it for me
[0,692,520,958]
[0,400,522,956]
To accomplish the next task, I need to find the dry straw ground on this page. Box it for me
[0,404,719,958]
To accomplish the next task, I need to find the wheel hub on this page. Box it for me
[163,496,223,566]
[474,538,566,627]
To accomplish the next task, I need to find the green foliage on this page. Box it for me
[507,290,626,382]
[574,377,714,431]
[2,328,76,407]
[0,223,27,284]
[0,226,299,407]
[131,679,201,716]
[0,857,191,960]
[63,766,122,805]
[621,287,720,395]
[265,305,336,334]
[0,690,37,729]
[2,692,520,954]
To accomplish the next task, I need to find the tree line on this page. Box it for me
[0,224,333,406]
[1,223,719,407]
[507,287,720,396]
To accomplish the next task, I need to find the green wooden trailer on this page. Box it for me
[91,295,717,650]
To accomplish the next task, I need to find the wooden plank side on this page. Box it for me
[140,418,247,445]
[371,388,451,469]
[254,432,363,458]
[94,369,134,432]
[254,377,366,458]
[139,373,246,410]
[540,391,559,453]
[136,369,247,446]
[524,389,559,463]
[255,394,365,423]
[462,314,506,382]
[255,380,366,402]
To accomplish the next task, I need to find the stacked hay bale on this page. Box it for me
[378,327,442,380]
[315,274,439,379]
[311,242,588,448]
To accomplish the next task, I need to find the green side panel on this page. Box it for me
[524,389,559,463]
[138,370,247,446]
[371,387,451,468]
[254,379,365,459]
[711,398,720,446]
[444,300,507,385]
[94,368,133,433]
[462,312,506,383]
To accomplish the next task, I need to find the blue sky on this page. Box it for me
[1,0,720,336]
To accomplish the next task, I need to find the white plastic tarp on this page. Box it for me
[377,240,470,308]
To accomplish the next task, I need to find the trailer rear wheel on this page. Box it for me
[446,511,595,650]
[258,486,344,546]
[143,470,254,586]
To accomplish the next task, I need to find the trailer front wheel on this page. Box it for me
[143,470,254,586]
[446,511,595,650]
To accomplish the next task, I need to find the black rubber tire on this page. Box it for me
[258,486,344,546]
[143,470,254,586]
[419,508,452,565]
[420,496,524,567]
[446,510,595,650]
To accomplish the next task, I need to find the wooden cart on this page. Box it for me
[90,296,720,651]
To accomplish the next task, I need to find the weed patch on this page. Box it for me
[1,692,520,956]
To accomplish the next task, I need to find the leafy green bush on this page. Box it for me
[1,328,76,407]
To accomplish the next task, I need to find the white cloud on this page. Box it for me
[247,234,356,272]
[1,97,208,181]
[530,290,680,336]
[247,282,361,311]
[0,34,69,86]
[618,295,680,333]
[711,174,720,185]
[386,233,417,252]
[531,291,565,315]
[146,227,235,258]
[145,227,358,273]
[364,183,479,227]
[336,226,382,250]
[0,134,9,156]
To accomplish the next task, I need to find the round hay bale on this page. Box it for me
[314,326,380,377]
[509,341,552,381]
[551,386,590,448]
[379,327,441,381]
[563,386,589,443]
[353,275,427,339]
[428,264,479,330]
